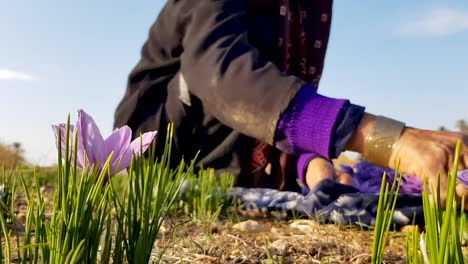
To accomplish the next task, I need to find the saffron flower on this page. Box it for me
[52,109,157,174]
[457,169,468,187]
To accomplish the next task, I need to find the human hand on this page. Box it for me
[389,128,468,206]
[305,157,355,190]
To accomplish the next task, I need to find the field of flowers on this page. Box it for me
[1,110,468,263]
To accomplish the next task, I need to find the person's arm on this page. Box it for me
[293,103,366,191]
[342,112,468,208]
[275,86,349,157]
[344,113,377,153]
[180,0,346,147]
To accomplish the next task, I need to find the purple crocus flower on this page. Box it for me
[52,109,156,175]
[457,170,468,187]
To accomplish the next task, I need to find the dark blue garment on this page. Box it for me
[230,179,424,227]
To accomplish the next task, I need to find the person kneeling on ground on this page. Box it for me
[114,0,468,206]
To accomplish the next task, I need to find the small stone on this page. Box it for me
[159,225,172,235]
[232,220,269,233]
[270,239,288,255]
[289,220,316,234]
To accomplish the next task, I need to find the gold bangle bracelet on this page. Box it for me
[361,116,405,168]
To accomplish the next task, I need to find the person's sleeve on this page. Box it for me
[276,85,366,158]
[180,0,306,144]
[332,102,366,157]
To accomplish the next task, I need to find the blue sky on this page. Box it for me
[1,0,468,166]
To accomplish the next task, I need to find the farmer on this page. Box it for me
[114,0,468,205]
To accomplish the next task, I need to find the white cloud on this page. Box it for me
[397,7,468,37]
[0,69,37,81]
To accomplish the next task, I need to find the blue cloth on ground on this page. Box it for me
[229,178,424,227]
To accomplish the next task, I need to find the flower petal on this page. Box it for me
[51,124,82,165]
[74,128,87,169]
[52,124,68,158]
[76,109,105,167]
[457,170,468,187]
[115,148,133,174]
[104,126,133,173]
[130,131,157,157]
[52,123,87,168]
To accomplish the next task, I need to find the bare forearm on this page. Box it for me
[345,113,408,169]
[344,113,376,153]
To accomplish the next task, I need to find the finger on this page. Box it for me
[305,158,335,189]
[456,182,468,209]
[335,171,356,187]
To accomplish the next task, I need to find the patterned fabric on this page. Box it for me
[277,0,332,86]
[180,161,425,227]
[230,179,424,227]
[250,0,333,185]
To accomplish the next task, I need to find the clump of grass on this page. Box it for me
[181,168,234,224]
[0,116,188,264]
[21,167,58,188]
[0,167,15,223]
[371,162,403,264]
[405,225,423,263]
[0,116,113,263]
[48,115,113,263]
[42,115,114,263]
[111,124,187,263]
[406,141,466,264]
[0,212,11,263]
[263,237,273,264]
[0,168,26,264]
[18,172,45,264]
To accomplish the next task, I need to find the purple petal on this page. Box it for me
[52,124,84,167]
[130,131,157,157]
[103,126,133,173]
[52,124,68,158]
[76,109,105,167]
[52,124,84,168]
[457,170,468,187]
[114,148,133,174]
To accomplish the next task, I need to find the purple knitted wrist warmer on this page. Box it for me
[276,85,348,158]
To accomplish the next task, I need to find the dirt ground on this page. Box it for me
[152,212,409,264]
[153,154,408,263]
[4,156,413,264]
[7,193,409,264]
